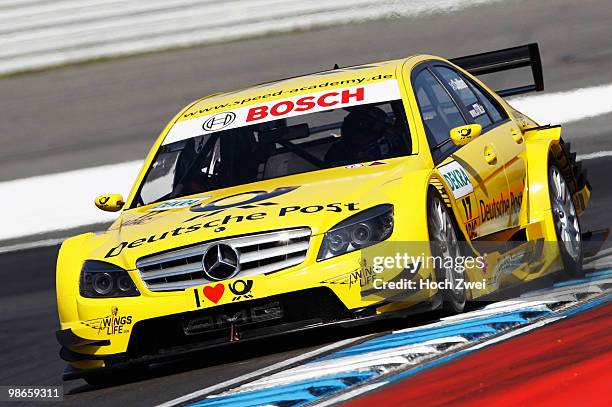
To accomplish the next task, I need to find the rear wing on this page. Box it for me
[450,43,544,97]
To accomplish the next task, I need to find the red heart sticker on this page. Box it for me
[203,283,224,304]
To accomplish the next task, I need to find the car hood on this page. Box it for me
[86,158,417,268]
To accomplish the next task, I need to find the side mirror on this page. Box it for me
[95,194,125,212]
[450,124,482,146]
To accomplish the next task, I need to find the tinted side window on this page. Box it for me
[465,80,506,123]
[413,69,466,160]
[434,66,493,128]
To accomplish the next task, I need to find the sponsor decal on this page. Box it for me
[278,202,358,216]
[95,195,124,211]
[184,302,283,335]
[458,127,472,137]
[98,196,110,205]
[80,306,133,336]
[508,181,526,225]
[202,112,236,131]
[148,197,207,211]
[460,196,479,239]
[345,163,364,169]
[181,73,394,120]
[228,279,254,301]
[189,187,298,214]
[104,186,359,258]
[193,288,202,308]
[119,212,164,227]
[465,218,478,239]
[468,103,486,118]
[95,195,124,210]
[448,78,468,91]
[480,192,523,223]
[455,127,473,144]
[353,259,377,287]
[321,259,376,288]
[245,88,365,123]
[319,273,351,286]
[203,283,225,304]
[439,161,474,199]
[194,279,255,307]
[164,80,401,145]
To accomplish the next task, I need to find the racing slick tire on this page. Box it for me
[548,161,584,277]
[427,189,467,314]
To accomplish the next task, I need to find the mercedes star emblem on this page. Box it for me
[202,243,240,280]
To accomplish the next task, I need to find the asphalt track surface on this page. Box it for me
[1,0,612,405]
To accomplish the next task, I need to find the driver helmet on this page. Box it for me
[341,106,393,158]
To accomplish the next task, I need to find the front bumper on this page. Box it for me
[59,286,428,381]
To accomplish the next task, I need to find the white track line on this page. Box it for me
[509,83,612,124]
[0,160,141,242]
[1,83,612,244]
[0,237,66,255]
[155,335,369,407]
[577,150,612,161]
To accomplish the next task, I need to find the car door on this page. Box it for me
[432,65,526,230]
[412,65,508,239]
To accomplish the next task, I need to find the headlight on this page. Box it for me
[318,204,393,261]
[80,260,140,298]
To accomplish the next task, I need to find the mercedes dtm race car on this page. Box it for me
[56,44,604,382]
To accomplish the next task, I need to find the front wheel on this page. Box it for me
[548,163,583,277]
[428,191,466,314]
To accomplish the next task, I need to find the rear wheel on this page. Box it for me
[428,191,466,314]
[548,163,583,277]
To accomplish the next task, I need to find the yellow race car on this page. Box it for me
[56,44,601,383]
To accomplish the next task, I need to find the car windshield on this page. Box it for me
[135,89,411,207]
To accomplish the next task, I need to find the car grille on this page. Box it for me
[136,228,311,292]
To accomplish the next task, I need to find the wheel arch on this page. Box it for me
[523,126,589,241]
[428,175,471,243]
